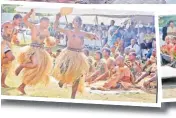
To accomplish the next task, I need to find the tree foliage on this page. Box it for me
[159,16,176,27]
[1,4,20,13]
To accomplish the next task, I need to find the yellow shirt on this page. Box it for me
[167,26,176,35]
[144,33,155,43]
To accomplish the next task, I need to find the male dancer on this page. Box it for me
[1,22,16,88]
[15,9,55,94]
[53,12,98,99]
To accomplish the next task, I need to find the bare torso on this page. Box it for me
[31,25,49,44]
[66,30,85,49]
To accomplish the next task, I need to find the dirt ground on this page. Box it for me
[2,76,156,103]
[163,88,176,99]
[162,78,176,99]
[1,45,157,103]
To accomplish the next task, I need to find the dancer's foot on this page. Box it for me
[71,79,80,99]
[15,65,23,76]
[1,83,9,88]
[97,87,109,91]
[58,81,64,88]
[17,84,26,95]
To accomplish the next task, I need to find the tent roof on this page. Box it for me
[14,5,154,25]
[15,5,153,17]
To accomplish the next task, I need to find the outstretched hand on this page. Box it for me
[29,9,34,15]
[93,35,99,40]
[56,13,61,20]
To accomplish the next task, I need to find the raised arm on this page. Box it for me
[23,9,34,29]
[54,13,68,34]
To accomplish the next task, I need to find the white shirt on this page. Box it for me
[138,32,144,44]
[127,44,141,57]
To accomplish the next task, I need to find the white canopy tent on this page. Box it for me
[15,4,153,16]
[11,5,154,47]
[15,5,154,25]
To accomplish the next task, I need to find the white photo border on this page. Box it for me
[156,13,176,103]
[0,2,162,107]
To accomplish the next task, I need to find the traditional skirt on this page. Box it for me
[52,47,90,93]
[1,41,12,75]
[17,43,52,86]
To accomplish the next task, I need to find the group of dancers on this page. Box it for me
[1,9,157,99]
[1,9,98,99]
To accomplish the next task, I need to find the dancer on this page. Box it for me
[15,9,55,94]
[52,12,98,99]
[1,22,15,88]
[10,14,22,45]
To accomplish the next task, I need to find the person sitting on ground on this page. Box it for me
[114,51,120,59]
[143,48,157,70]
[110,45,116,58]
[87,56,96,74]
[89,57,116,84]
[168,36,176,67]
[124,47,130,60]
[102,47,111,60]
[86,51,104,83]
[167,20,176,37]
[143,74,157,90]
[115,39,124,55]
[135,49,157,84]
[126,39,141,58]
[125,52,143,78]
[98,56,135,90]
[161,36,173,55]
[170,37,176,60]
[145,38,156,60]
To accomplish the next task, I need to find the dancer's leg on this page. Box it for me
[17,83,26,95]
[1,71,9,88]
[71,78,80,99]
[2,51,15,65]
[15,54,38,76]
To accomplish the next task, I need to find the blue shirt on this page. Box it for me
[107,26,121,47]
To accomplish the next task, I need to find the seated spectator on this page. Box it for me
[110,45,116,57]
[125,52,143,78]
[100,56,135,90]
[102,47,111,60]
[167,20,176,37]
[126,39,141,58]
[86,51,107,83]
[90,57,116,84]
